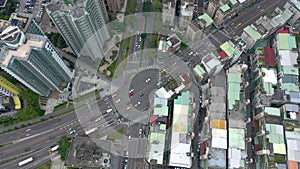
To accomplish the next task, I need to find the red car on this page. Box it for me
[129,93,134,97]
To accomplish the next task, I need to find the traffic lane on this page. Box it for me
[0,112,77,145]
[0,120,80,162]
[226,0,288,36]
[129,69,159,110]
[0,146,50,169]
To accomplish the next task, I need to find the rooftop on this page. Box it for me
[220,4,231,13]
[279,50,298,66]
[198,14,214,27]
[169,91,192,168]
[244,26,262,41]
[193,64,207,77]
[278,33,297,50]
[0,34,45,66]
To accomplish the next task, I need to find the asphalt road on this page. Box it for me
[210,0,288,47]
[0,94,121,169]
[129,69,159,111]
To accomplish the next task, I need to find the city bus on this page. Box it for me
[18,157,33,167]
[50,145,59,152]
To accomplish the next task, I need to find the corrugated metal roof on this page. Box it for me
[244,26,262,41]
[210,119,226,129]
[282,66,299,76]
[220,4,230,13]
[229,128,245,150]
[278,33,297,50]
[198,13,214,27]
[228,73,242,83]
[193,65,206,77]
[229,0,238,5]
[174,91,190,105]
[281,83,299,92]
[265,107,281,116]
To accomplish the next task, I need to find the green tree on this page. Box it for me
[57,136,71,161]
[143,1,152,12]
[153,0,162,12]
[150,35,158,48]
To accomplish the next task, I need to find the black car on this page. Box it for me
[139,92,144,97]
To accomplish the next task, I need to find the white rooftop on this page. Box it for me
[279,50,298,66]
[261,68,277,84]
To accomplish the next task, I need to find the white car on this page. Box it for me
[115,98,121,103]
[129,89,134,93]
[146,78,150,83]
[134,101,141,107]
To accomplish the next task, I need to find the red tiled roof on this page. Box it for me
[288,161,298,169]
[219,51,227,59]
[263,47,275,67]
[278,29,289,34]
[169,37,180,45]
[181,74,192,85]
[151,115,157,124]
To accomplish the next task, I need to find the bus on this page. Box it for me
[50,145,59,152]
[18,157,33,167]
[85,127,98,135]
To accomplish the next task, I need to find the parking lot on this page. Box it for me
[17,0,45,20]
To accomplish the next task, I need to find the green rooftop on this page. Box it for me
[220,41,240,58]
[198,14,214,27]
[263,82,274,95]
[160,124,166,131]
[278,33,297,50]
[229,128,245,150]
[149,132,165,144]
[281,83,299,92]
[229,0,238,5]
[154,106,169,116]
[282,66,299,76]
[193,65,206,77]
[296,2,300,10]
[228,73,242,83]
[174,91,190,105]
[265,107,280,116]
[244,26,262,41]
[220,4,231,13]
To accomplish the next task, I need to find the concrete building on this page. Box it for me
[253,107,287,169]
[147,95,169,166]
[179,0,194,26]
[162,0,177,26]
[46,0,110,60]
[66,136,112,168]
[283,1,300,25]
[0,20,72,96]
[168,91,193,168]
[197,13,214,33]
[106,0,125,13]
[241,25,262,49]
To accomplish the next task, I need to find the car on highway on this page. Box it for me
[146,78,150,83]
[139,128,143,135]
[134,101,141,107]
[128,135,131,141]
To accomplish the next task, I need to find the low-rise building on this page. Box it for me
[241,25,262,49]
[66,136,112,168]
